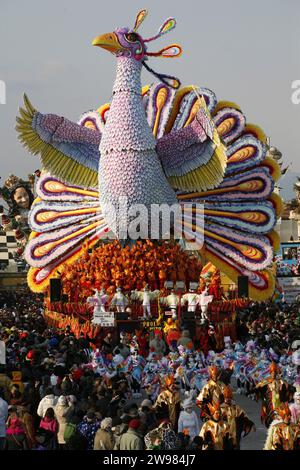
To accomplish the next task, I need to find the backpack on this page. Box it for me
[64,422,77,441]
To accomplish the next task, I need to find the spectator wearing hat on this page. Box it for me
[93,417,115,450]
[119,419,144,450]
[178,398,200,441]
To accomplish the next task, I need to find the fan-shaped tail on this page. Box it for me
[26,173,109,293]
[172,90,282,301]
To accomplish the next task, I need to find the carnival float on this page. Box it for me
[15,10,282,336]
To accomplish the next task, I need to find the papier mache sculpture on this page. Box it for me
[131,285,160,319]
[199,287,214,322]
[0,173,38,257]
[160,289,181,315]
[87,288,109,317]
[17,9,282,301]
[110,287,129,312]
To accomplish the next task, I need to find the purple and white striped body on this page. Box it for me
[99,57,177,238]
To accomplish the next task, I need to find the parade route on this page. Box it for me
[235,391,266,450]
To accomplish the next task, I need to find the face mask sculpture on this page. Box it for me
[0,174,36,258]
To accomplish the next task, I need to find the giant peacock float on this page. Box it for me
[16,10,282,304]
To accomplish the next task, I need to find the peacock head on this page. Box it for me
[92,9,182,89]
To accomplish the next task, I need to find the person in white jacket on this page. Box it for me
[37,387,58,418]
[177,397,200,441]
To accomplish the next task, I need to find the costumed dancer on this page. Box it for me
[110,287,128,313]
[131,285,160,319]
[220,385,255,449]
[177,397,200,441]
[199,401,233,450]
[142,361,161,402]
[126,346,146,399]
[154,376,181,431]
[196,365,225,420]
[255,362,294,428]
[174,365,190,395]
[264,403,300,450]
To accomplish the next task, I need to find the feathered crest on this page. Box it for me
[132,10,182,89]
[144,17,177,42]
[133,9,148,32]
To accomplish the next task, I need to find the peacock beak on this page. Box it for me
[92,32,121,53]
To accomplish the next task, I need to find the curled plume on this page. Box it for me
[132,10,182,89]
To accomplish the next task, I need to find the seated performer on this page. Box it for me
[255,362,294,428]
[220,385,255,449]
[264,403,300,450]
[196,365,225,420]
[199,401,234,450]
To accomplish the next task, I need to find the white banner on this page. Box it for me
[92,311,115,327]
[277,276,300,303]
[0,340,6,364]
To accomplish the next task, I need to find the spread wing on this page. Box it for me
[16,94,101,188]
[156,96,227,192]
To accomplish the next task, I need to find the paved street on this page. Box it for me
[195,378,268,450]
[234,390,267,450]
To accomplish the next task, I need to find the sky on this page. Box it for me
[0,0,299,200]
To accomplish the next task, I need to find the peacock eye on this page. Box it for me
[126,32,138,43]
